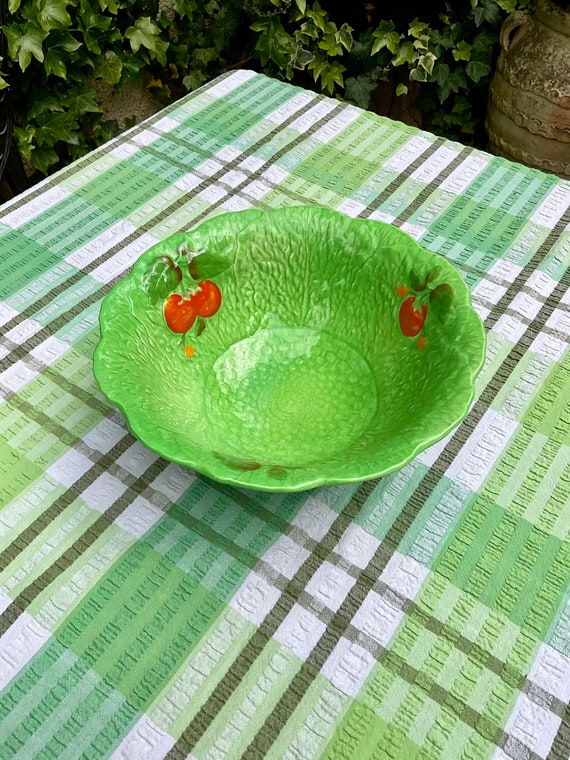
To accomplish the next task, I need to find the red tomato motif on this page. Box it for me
[192,280,222,317]
[164,294,197,333]
[399,296,427,337]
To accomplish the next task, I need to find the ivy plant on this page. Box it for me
[1,0,240,174]
[0,0,535,176]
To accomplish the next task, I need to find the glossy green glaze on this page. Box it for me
[94,206,486,491]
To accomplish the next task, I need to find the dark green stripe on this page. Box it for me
[360,136,449,218]
[549,704,570,760]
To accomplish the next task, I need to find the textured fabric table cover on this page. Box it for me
[0,69,569,760]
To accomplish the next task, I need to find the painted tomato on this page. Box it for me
[399,296,427,337]
[164,294,197,333]
[192,280,222,317]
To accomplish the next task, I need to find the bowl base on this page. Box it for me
[205,327,377,467]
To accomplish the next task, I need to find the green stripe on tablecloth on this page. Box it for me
[262,676,350,760]
[435,498,570,638]
[27,525,135,628]
[0,227,75,300]
[54,541,224,711]
[322,698,474,760]
[191,636,302,759]
[0,446,166,632]
[523,349,570,443]
[148,607,256,738]
[0,639,140,759]
[0,502,99,596]
[164,478,379,758]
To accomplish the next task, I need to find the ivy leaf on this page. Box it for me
[295,0,306,14]
[66,88,101,117]
[49,29,82,53]
[392,40,414,66]
[318,34,342,57]
[409,66,428,83]
[125,17,163,55]
[36,0,72,32]
[144,256,183,303]
[172,0,195,19]
[337,23,353,52]
[4,24,48,71]
[345,74,377,108]
[371,29,400,56]
[44,48,67,78]
[429,283,453,322]
[27,92,64,119]
[28,146,59,174]
[453,40,472,62]
[34,110,78,147]
[320,60,345,94]
[183,70,207,91]
[8,0,22,11]
[418,52,436,75]
[93,49,123,83]
[395,82,408,97]
[466,59,490,83]
[292,44,313,70]
[188,252,231,280]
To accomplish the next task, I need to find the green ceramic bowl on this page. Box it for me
[94,206,486,491]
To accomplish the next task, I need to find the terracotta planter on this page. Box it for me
[486,0,570,179]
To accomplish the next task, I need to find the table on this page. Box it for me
[0,69,569,760]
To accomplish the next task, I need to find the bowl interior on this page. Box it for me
[94,206,485,490]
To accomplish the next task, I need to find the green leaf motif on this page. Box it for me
[410,268,427,292]
[188,252,231,280]
[214,452,261,471]
[144,256,183,303]
[426,266,442,283]
[429,283,453,322]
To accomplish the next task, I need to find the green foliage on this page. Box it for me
[1,0,241,174]
[0,0,536,176]
[246,0,535,145]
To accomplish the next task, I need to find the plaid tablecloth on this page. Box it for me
[1,69,569,760]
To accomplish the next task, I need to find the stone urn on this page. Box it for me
[486,0,570,179]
